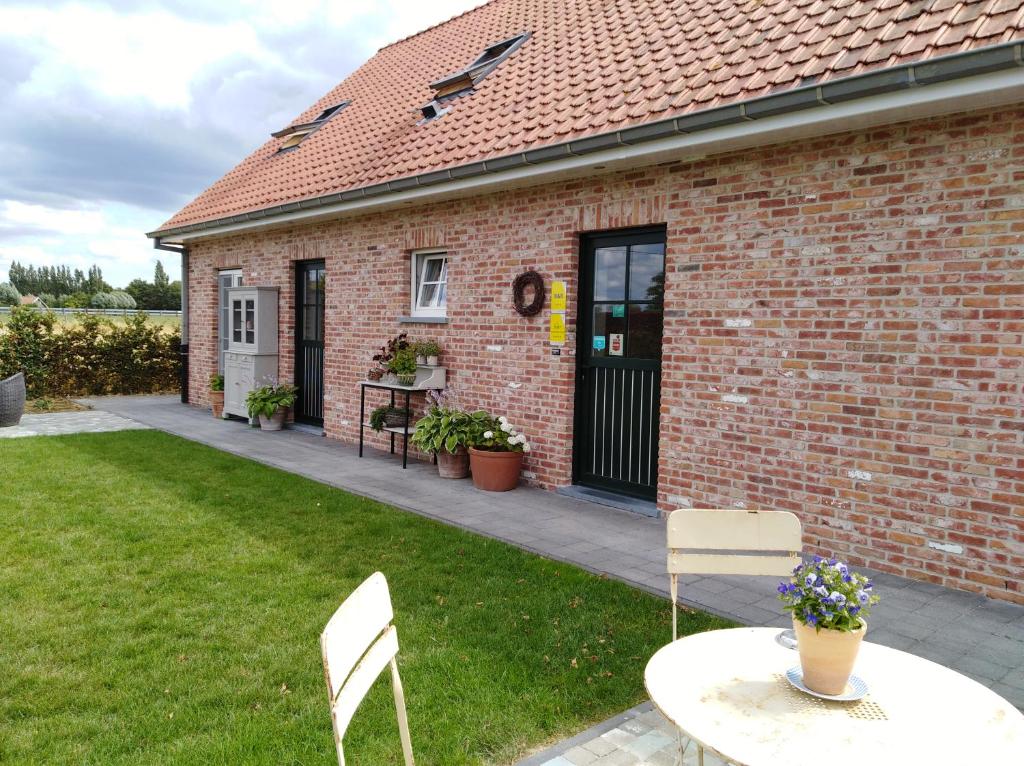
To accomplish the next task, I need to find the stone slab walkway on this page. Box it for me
[0,410,148,438]
[82,397,1024,714]
[516,703,720,766]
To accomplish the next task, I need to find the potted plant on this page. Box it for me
[411,406,479,478]
[373,333,409,384]
[413,342,427,366]
[467,412,530,491]
[369,405,414,431]
[245,382,298,431]
[209,374,225,418]
[778,556,880,695]
[421,341,442,366]
[389,348,418,387]
[367,366,384,381]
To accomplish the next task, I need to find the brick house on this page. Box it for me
[149,1,1024,603]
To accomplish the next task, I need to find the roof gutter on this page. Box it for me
[150,41,1024,243]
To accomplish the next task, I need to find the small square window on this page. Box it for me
[412,251,448,317]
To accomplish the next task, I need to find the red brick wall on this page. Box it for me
[185,106,1024,602]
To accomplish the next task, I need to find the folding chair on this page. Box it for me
[320,572,414,766]
[666,508,802,765]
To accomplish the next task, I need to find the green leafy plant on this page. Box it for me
[372,333,409,370]
[411,407,485,454]
[420,341,442,358]
[369,405,412,432]
[245,382,297,418]
[469,412,531,453]
[388,348,417,376]
[209,374,224,392]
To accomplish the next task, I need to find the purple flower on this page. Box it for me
[804,611,817,625]
[857,590,869,604]
[804,574,816,587]
[830,591,847,606]
[849,605,861,616]
[777,582,789,595]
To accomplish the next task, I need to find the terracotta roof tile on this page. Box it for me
[160,0,1024,232]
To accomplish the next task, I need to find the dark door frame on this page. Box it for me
[294,259,326,426]
[572,224,667,500]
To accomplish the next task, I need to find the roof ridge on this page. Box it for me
[376,0,500,52]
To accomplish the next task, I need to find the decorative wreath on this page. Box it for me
[512,270,545,317]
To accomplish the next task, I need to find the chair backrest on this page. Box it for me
[666,509,801,639]
[321,572,414,766]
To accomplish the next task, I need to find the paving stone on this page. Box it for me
[563,745,598,765]
[0,411,147,438]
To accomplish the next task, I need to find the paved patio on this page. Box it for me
[75,395,1024,762]
[0,410,147,438]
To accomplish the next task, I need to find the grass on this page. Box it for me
[0,431,728,765]
[26,397,89,413]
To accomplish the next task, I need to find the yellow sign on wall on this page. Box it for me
[551,281,567,312]
[549,312,566,345]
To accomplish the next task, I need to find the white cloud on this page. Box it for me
[0,0,482,283]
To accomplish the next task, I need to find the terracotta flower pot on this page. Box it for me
[209,390,225,418]
[468,448,523,491]
[437,446,470,479]
[793,617,866,695]
[258,407,288,431]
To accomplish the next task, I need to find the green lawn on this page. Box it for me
[0,431,728,765]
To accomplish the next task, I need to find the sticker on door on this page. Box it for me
[609,333,623,356]
[593,335,606,351]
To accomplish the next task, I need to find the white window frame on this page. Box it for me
[410,250,448,318]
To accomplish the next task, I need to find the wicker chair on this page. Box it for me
[0,372,26,427]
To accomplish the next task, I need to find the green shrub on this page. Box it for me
[0,306,179,397]
[0,282,21,307]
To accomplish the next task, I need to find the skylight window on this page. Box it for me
[429,32,529,100]
[272,100,351,153]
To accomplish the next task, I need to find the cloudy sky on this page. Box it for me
[0,0,480,288]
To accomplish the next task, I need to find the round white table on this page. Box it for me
[645,627,1024,766]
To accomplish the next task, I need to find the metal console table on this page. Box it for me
[357,379,443,469]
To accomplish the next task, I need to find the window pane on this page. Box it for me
[629,244,665,303]
[591,304,626,358]
[232,301,241,343]
[421,257,444,283]
[303,305,318,341]
[628,303,663,359]
[593,246,626,301]
[245,299,255,344]
[419,282,438,308]
[437,280,447,307]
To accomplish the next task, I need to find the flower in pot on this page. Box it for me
[389,348,418,387]
[373,333,409,384]
[245,382,298,431]
[369,405,414,431]
[209,374,225,418]
[778,557,880,695]
[420,340,442,367]
[412,341,427,366]
[467,412,530,491]
[411,406,475,479]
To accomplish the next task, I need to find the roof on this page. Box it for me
[157,0,1024,234]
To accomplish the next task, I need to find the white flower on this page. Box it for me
[483,430,493,439]
[523,444,531,452]
[498,415,507,424]
[509,429,518,437]
[500,422,512,433]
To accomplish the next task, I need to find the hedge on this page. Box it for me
[0,306,180,398]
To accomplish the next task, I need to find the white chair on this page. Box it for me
[666,508,802,765]
[320,572,414,766]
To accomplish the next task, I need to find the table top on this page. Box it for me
[645,627,1024,766]
[357,380,442,391]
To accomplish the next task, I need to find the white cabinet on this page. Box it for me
[223,287,279,418]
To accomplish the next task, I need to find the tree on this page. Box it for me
[0,282,21,307]
[90,291,137,309]
[125,261,180,310]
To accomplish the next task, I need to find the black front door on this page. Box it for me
[574,228,666,500]
[295,261,325,425]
